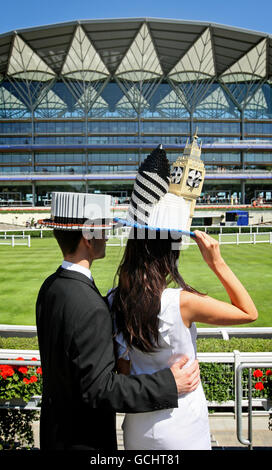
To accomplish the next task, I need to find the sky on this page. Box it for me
[0,0,272,35]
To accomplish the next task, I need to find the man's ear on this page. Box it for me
[82,236,93,249]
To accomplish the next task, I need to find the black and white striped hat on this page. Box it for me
[127,145,170,226]
[114,145,194,238]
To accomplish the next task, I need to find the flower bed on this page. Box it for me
[0,357,42,402]
[253,368,272,399]
[252,368,272,432]
[0,357,42,449]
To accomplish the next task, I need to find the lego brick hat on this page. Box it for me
[114,134,205,238]
[38,192,113,230]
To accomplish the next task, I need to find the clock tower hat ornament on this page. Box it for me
[114,133,205,240]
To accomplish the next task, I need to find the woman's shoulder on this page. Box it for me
[159,287,183,321]
[161,287,183,304]
[157,288,184,346]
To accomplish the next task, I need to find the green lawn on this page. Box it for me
[0,237,271,327]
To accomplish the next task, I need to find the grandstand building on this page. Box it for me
[0,18,271,206]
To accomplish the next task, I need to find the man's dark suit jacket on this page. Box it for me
[36,267,178,451]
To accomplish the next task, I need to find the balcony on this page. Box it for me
[0,140,272,153]
[0,168,272,183]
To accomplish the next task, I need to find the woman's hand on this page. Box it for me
[193,230,224,270]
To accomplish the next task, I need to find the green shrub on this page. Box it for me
[0,337,39,350]
[200,363,235,402]
[197,338,272,352]
[2,336,272,353]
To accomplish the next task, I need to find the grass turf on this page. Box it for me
[0,237,271,327]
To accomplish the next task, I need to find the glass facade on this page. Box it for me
[0,20,272,205]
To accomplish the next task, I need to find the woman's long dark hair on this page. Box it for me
[112,233,203,353]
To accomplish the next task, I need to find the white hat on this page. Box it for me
[114,145,195,238]
[39,192,112,230]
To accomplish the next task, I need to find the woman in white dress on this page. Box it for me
[110,230,258,450]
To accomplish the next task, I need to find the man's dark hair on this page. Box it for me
[53,229,83,256]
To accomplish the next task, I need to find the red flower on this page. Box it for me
[31,358,38,361]
[255,382,264,391]
[23,378,30,385]
[266,370,272,377]
[0,365,14,379]
[16,357,24,361]
[18,366,28,374]
[29,375,37,383]
[253,369,263,378]
[36,367,42,375]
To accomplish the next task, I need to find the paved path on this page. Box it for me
[209,413,272,449]
[116,413,272,450]
[32,413,272,450]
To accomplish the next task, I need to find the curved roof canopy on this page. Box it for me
[0,18,271,81]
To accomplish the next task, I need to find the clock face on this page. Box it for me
[187,169,202,188]
[170,166,183,184]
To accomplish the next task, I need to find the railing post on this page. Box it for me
[234,350,241,420]
[236,363,251,448]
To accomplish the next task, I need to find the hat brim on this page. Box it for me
[113,217,195,238]
[38,218,114,230]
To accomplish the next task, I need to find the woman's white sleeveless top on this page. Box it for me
[114,288,211,450]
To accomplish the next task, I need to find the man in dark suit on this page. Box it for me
[36,192,200,451]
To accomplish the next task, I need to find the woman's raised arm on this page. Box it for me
[180,230,258,328]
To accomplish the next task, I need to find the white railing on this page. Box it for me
[1,324,271,340]
[0,234,31,247]
[0,228,52,239]
[1,225,272,235]
[218,231,272,245]
[108,226,272,247]
[0,226,272,247]
[106,232,272,247]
